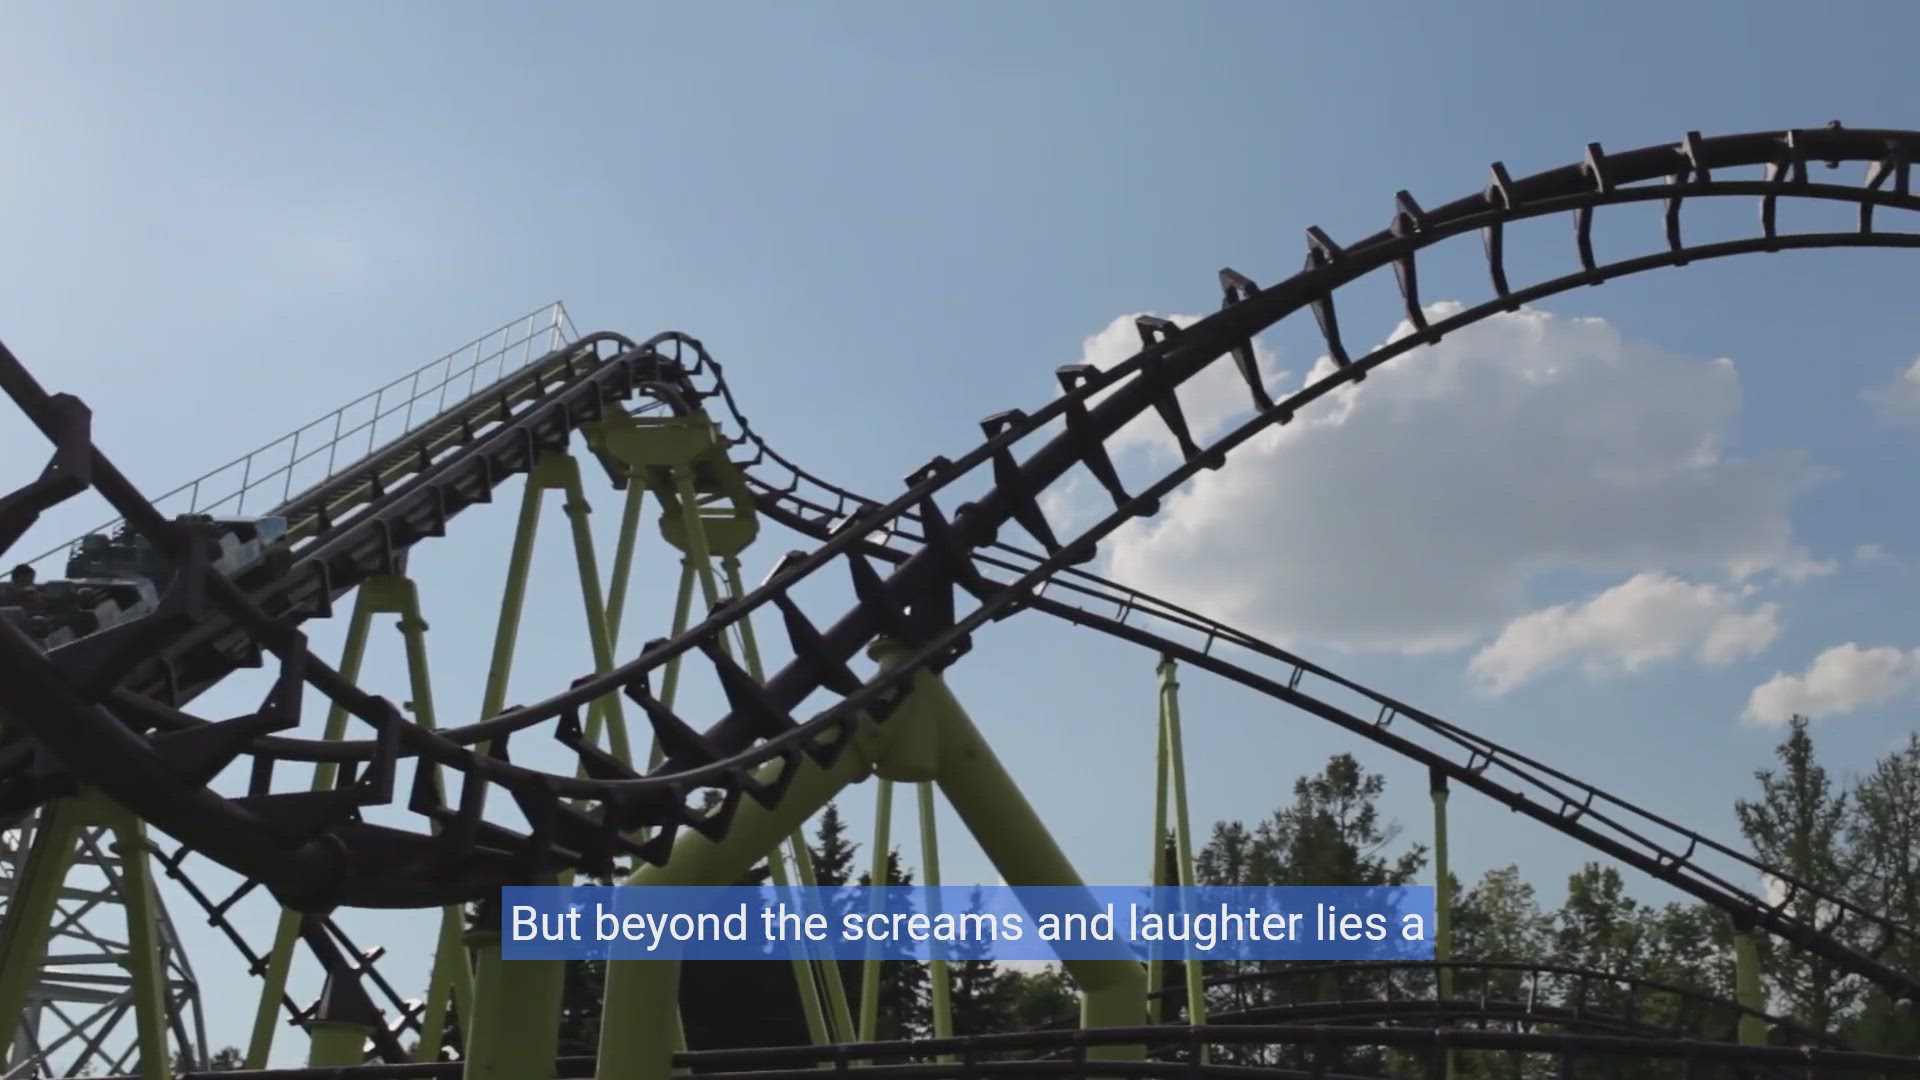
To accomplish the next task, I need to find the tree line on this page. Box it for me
[184,716,1915,1073]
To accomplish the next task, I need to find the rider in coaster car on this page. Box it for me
[5,565,45,610]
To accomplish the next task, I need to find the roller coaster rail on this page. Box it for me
[4,123,1920,1074]
[14,301,573,573]
[78,1021,1920,1080]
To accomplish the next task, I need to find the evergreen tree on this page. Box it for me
[1841,734,1920,1052]
[1734,716,1861,1033]
[1191,754,1425,1067]
[812,803,857,887]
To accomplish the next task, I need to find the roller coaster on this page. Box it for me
[1,124,1918,1078]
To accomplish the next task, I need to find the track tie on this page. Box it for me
[1301,227,1359,379]
[555,705,639,782]
[625,666,726,766]
[978,410,1076,559]
[1860,137,1911,234]
[701,639,799,741]
[1133,317,1223,468]
[1216,268,1276,409]
[687,785,744,842]
[845,552,915,644]
[903,488,987,596]
[763,579,863,696]
[1052,365,1140,511]
[1482,162,1518,309]
[1384,198,1435,341]
[1760,132,1810,246]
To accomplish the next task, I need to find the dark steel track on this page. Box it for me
[4,126,1920,1028]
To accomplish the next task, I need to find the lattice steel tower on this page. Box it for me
[1,811,207,1078]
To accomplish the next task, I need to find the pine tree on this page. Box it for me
[1190,754,1425,1067]
[812,803,857,887]
[1734,716,1861,1033]
[1842,734,1920,1052]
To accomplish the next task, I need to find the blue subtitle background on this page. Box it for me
[499,885,1434,963]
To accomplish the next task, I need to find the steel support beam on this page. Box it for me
[1151,658,1205,1053]
[875,640,1146,1058]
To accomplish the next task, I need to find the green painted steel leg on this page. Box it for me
[465,453,604,1075]
[1146,684,1170,1024]
[874,640,1146,1058]
[560,465,634,764]
[1732,924,1766,1045]
[476,456,552,743]
[306,1021,369,1068]
[721,555,855,1043]
[858,778,894,1043]
[1429,768,1453,1080]
[763,848,832,1045]
[604,481,647,638]
[100,804,169,1080]
[650,561,699,768]
[917,782,953,1049]
[1155,659,1206,1048]
[386,578,475,1060]
[0,801,84,1054]
[245,588,379,1067]
[464,915,560,1080]
[786,838,856,1042]
[597,704,916,1080]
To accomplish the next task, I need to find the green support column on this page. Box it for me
[559,463,634,764]
[1429,768,1453,1080]
[100,803,169,1080]
[603,481,648,639]
[1155,659,1206,1055]
[248,575,478,1067]
[786,837,857,1043]
[245,589,380,1067]
[464,903,558,1080]
[386,577,475,1062]
[763,845,833,1046]
[305,1021,369,1069]
[475,456,551,753]
[875,640,1147,1057]
[303,974,374,1071]
[0,800,86,1058]
[458,452,642,1078]
[918,782,954,1048]
[722,555,856,1044]
[1146,693,1170,1025]
[649,561,699,766]
[1732,922,1767,1045]
[597,704,919,1080]
[857,778,894,1042]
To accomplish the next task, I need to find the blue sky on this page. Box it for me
[6,0,1920,1063]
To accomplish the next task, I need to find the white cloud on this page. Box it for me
[1854,543,1905,571]
[1102,303,1821,654]
[1039,475,1087,535]
[1071,313,1284,457]
[1466,573,1782,696]
[1864,357,1920,422]
[1744,643,1920,725]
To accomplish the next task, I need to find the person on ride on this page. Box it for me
[6,565,47,611]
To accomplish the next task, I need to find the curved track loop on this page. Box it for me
[3,126,1920,1013]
